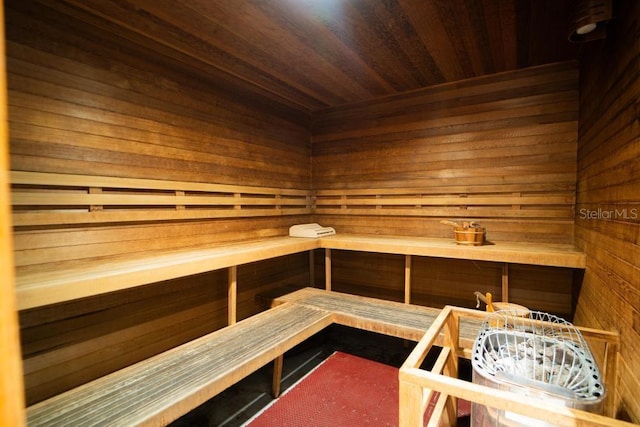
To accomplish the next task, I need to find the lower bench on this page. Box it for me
[26,302,332,427]
[27,288,619,426]
[27,288,479,427]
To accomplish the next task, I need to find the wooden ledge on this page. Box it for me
[15,233,585,310]
[318,234,585,268]
[16,237,320,310]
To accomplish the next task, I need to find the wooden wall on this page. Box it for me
[311,62,579,315]
[9,1,637,419]
[6,0,313,404]
[573,0,640,421]
[312,61,578,244]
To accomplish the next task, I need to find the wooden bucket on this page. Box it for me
[454,226,485,246]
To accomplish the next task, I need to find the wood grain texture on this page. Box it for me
[6,1,310,186]
[320,234,585,268]
[573,0,640,421]
[4,0,636,420]
[273,288,483,345]
[0,2,26,423]
[20,254,310,405]
[28,288,492,427]
[312,62,579,244]
[26,302,333,426]
[312,63,579,324]
[35,0,576,113]
[15,236,320,310]
[5,0,317,407]
[11,171,312,227]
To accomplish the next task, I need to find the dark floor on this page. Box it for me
[170,324,471,427]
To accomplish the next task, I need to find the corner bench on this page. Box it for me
[27,288,477,426]
[27,288,623,427]
[27,300,333,427]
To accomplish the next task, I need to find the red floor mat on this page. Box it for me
[246,351,470,427]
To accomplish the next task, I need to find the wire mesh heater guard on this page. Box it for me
[471,310,605,426]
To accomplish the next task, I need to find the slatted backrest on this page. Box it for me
[314,185,575,219]
[11,171,313,226]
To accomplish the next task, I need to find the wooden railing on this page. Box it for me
[399,306,626,427]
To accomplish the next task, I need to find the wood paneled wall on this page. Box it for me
[9,0,635,417]
[311,62,579,317]
[574,0,640,421]
[312,61,579,244]
[6,0,313,404]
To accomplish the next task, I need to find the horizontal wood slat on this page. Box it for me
[11,171,312,226]
[314,188,574,219]
[311,62,578,244]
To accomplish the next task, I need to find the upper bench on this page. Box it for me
[14,233,585,310]
[11,171,585,310]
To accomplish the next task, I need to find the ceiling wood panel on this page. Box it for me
[26,0,577,113]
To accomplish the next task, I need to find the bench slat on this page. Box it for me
[27,302,333,427]
[275,288,483,345]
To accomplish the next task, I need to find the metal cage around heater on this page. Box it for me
[471,310,605,426]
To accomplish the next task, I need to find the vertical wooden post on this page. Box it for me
[404,255,412,304]
[443,312,459,426]
[272,355,284,398]
[325,248,331,291]
[502,263,509,302]
[89,187,103,212]
[175,190,185,210]
[0,6,26,423]
[398,380,423,427]
[228,265,237,325]
[603,340,619,418]
[309,250,315,287]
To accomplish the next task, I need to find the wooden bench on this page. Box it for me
[11,171,590,423]
[28,288,473,426]
[26,288,623,426]
[27,300,333,427]
[273,287,483,346]
[15,235,320,311]
[12,171,586,312]
[14,232,585,311]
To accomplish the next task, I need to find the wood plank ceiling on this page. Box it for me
[47,0,577,114]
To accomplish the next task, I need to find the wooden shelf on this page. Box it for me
[15,233,585,310]
[16,237,320,310]
[319,234,585,268]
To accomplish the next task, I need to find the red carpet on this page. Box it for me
[246,351,470,427]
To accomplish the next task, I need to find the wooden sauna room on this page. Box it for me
[0,0,638,425]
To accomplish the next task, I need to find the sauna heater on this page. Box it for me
[471,310,605,426]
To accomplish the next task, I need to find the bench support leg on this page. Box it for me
[272,355,284,398]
